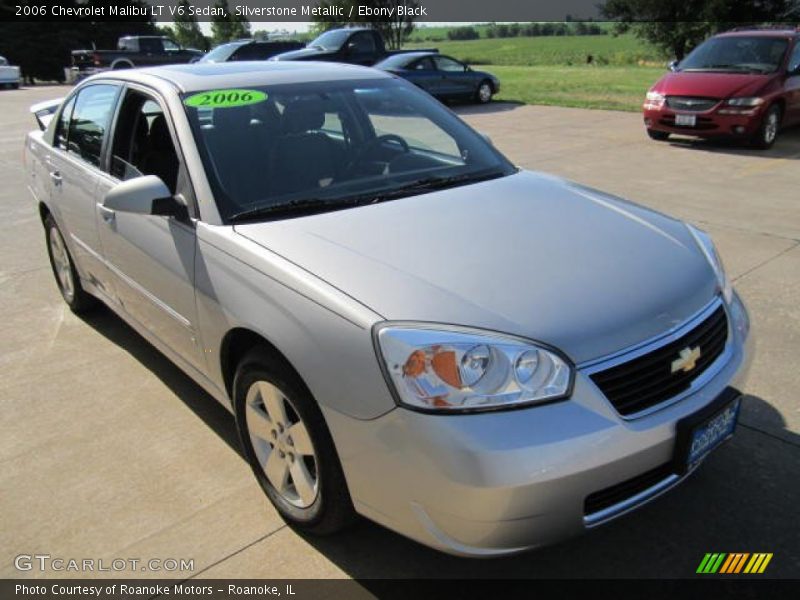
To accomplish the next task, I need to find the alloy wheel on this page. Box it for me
[764,111,778,145]
[245,380,319,508]
[478,83,492,103]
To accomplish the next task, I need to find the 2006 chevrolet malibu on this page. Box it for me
[25,62,752,557]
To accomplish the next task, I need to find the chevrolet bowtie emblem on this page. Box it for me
[671,346,702,373]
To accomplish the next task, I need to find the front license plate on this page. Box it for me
[674,389,741,473]
[687,398,740,466]
[675,114,697,127]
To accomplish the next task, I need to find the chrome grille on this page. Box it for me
[590,305,729,417]
[666,96,719,112]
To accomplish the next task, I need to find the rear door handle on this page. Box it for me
[98,204,115,225]
[50,171,62,186]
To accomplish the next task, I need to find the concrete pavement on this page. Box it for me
[1,87,798,580]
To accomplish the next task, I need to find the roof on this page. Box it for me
[102,61,392,93]
[717,28,799,39]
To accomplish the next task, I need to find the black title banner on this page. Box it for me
[0,0,674,23]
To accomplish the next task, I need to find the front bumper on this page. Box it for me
[644,105,765,138]
[324,293,753,557]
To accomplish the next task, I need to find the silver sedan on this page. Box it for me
[24,62,752,557]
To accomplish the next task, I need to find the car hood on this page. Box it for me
[235,171,718,364]
[653,71,772,99]
[273,47,329,61]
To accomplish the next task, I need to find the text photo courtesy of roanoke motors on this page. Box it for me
[1,0,799,598]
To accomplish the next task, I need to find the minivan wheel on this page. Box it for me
[752,105,781,149]
[647,129,670,141]
[476,80,493,104]
[233,348,356,535]
[44,215,96,313]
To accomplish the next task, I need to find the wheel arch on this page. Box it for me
[220,327,303,402]
[38,200,51,224]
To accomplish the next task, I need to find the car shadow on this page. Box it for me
[79,306,243,459]
[450,101,525,116]
[666,125,800,159]
[78,308,799,578]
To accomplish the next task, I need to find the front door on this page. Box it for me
[96,88,203,369]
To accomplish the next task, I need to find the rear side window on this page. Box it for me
[54,96,76,151]
[351,32,376,53]
[67,84,119,167]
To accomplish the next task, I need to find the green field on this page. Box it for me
[406,34,665,67]
[401,31,667,112]
[487,65,663,112]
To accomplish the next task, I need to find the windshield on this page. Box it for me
[308,30,351,51]
[679,36,789,74]
[183,79,516,222]
[199,42,242,63]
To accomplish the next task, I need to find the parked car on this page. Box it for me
[644,27,800,148]
[271,28,435,66]
[71,36,203,79]
[375,52,500,104]
[25,62,752,557]
[0,55,21,89]
[199,39,304,63]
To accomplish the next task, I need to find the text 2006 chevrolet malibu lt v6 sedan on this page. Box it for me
[25,62,752,557]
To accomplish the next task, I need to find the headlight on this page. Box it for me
[686,224,733,304]
[725,97,764,107]
[644,91,665,109]
[374,325,573,413]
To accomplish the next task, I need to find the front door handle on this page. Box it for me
[98,204,116,225]
[50,171,62,186]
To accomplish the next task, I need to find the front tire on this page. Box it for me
[476,80,493,104]
[751,104,781,150]
[647,129,670,141]
[44,215,96,313]
[233,348,356,535]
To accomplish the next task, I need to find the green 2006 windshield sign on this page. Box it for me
[184,89,267,108]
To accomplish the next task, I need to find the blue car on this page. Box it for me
[375,52,500,104]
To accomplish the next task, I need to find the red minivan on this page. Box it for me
[643,28,800,149]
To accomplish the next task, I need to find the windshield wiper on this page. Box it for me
[361,169,509,202]
[228,197,362,223]
[684,64,760,73]
[228,170,509,223]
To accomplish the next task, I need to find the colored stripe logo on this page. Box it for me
[697,553,773,574]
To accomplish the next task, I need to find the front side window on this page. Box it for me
[413,57,435,71]
[435,56,466,72]
[67,84,119,167]
[110,91,181,193]
[163,39,180,52]
[789,41,800,73]
[679,36,790,74]
[183,79,515,221]
[199,43,240,63]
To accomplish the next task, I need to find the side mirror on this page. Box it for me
[788,65,800,77]
[668,59,679,72]
[465,65,472,72]
[103,175,185,218]
[345,41,358,54]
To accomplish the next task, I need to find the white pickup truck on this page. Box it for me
[0,56,21,89]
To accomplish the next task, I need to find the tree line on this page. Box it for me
[446,22,608,41]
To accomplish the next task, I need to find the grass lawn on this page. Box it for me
[485,65,665,112]
[405,34,666,67]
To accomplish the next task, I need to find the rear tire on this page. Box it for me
[751,104,781,150]
[647,129,670,141]
[44,215,97,313]
[233,348,357,535]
